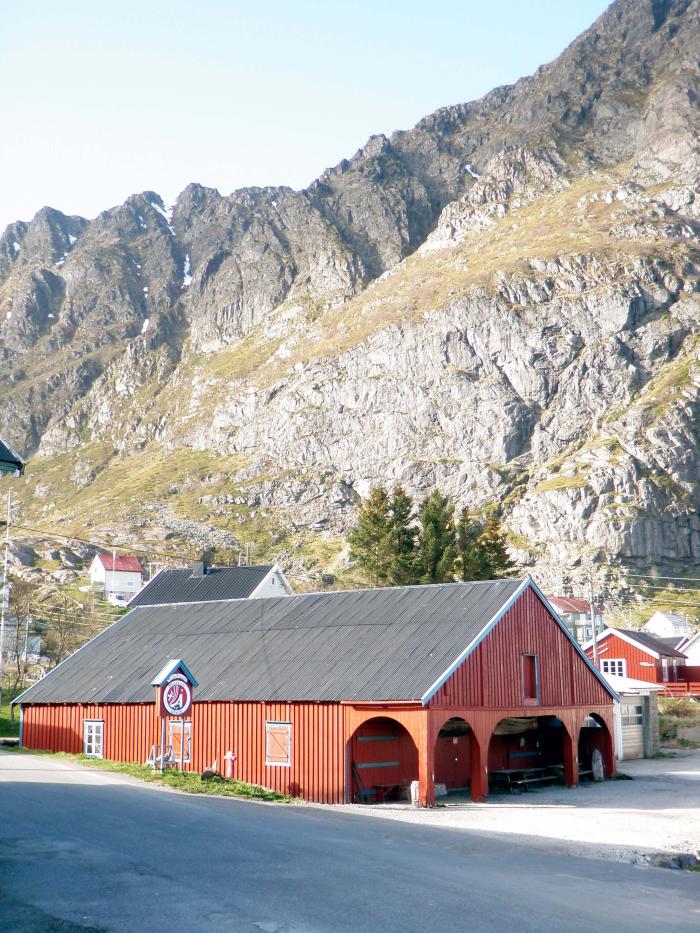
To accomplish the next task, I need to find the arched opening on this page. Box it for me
[349,716,418,804]
[433,717,476,798]
[578,713,614,780]
[487,716,570,793]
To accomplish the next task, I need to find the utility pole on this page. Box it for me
[0,490,11,708]
[589,567,600,669]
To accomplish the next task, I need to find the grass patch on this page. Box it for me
[9,749,294,802]
[0,695,21,738]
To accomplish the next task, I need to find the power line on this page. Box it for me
[620,572,700,583]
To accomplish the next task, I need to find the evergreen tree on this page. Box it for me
[478,513,515,579]
[455,509,515,581]
[417,491,456,584]
[348,485,418,586]
[455,508,484,581]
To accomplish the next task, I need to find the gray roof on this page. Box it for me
[19,579,536,705]
[616,629,687,659]
[0,438,24,476]
[129,565,275,607]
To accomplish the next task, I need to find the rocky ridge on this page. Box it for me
[1,0,699,594]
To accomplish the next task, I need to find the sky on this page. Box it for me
[0,0,610,232]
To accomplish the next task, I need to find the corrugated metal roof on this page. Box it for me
[129,565,275,607]
[0,437,24,476]
[616,628,687,659]
[546,595,592,614]
[97,553,143,573]
[19,579,524,705]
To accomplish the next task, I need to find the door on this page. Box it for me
[620,702,644,759]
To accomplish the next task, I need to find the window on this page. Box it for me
[585,628,593,639]
[265,721,291,767]
[621,704,643,726]
[168,720,191,763]
[83,720,104,758]
[601,659,626,676]
[521,654,539,703]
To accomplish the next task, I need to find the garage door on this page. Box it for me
[621,702,644,759]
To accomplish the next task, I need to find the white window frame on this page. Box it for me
[168,719,191,763]
[265,721,292,767]
[601,658,626,677]
[83,720,104,758]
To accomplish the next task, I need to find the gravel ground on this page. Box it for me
[332,749,700,866]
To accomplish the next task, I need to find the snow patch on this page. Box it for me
[182,253,192,287]
[141,317,150,333]
[5,311,11,320]
[68,234,77,246]
[463,163,480,179]
[138,214,147,230]
[150,200,175,235]
[12,241,20,253]
[48,313,55,318]
[143,286,149,293]
[271,198,278,208]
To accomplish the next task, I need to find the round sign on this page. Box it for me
[163,678,192,716]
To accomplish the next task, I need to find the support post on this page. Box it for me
[562,726,578,788]
[418,713,434,807]
[160,715,166,773]
[470,734,489,802]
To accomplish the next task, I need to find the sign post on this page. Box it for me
[151,660,198,772]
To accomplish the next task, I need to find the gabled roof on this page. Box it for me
[582,627,687,659]
[95,553,143,573]
[0,437,24,476]
[16,578,615,707]
[128,564,278,607]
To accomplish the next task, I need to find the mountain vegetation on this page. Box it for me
[0,0,699,605]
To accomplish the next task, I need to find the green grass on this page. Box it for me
[0,695,20,738]
[6,748,294,802]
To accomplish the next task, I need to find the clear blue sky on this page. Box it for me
[0,0,610,231]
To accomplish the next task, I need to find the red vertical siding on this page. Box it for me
[22,700,347,804]
[431,587,610,709]
[583,633,660,682]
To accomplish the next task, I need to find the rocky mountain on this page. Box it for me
[1,0,699,596]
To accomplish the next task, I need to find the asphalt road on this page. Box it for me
[1,753,698,933]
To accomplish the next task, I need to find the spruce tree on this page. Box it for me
[455,508,484,581]
[478,513,515,579]
[348,485,419,586]
[417,491,456,584]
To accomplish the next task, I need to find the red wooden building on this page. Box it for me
[16,578,616,805]
[582,628,693,694]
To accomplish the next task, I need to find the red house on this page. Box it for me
[15,578,616,805]
[582,628,688,688]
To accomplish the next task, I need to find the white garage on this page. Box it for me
[601,673,662,761]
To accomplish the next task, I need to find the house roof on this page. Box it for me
[17,577,612,707]
[128,565,276,607]
[96,553,143,573]
[587,628,687,659]
[546,595,592,615]
[601,673,664,694]
[0,437,24,476]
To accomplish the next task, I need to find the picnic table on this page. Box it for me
[490,764,563,793]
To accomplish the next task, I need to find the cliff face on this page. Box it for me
[1,0,699,590]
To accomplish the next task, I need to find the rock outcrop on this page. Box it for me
[1,0,699,591]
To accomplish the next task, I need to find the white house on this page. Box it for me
[643,611,694,640]
[546,595,603,644]
[89,553,144,600]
